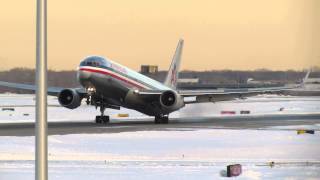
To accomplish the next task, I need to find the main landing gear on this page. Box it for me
[155,115,169,124]
[95,105,110,124]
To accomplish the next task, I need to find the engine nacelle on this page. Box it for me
[58,89,82,109]
[159,90,184,113]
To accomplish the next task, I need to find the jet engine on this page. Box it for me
[58,89,82,109]
[159,90,184,113]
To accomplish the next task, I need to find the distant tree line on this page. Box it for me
[147,70,318,84]
[0,68,319,93]
[0,68,78,93]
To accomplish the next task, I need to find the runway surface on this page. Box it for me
[0,113,319,136]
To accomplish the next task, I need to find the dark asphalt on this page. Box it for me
[0,113,319,136]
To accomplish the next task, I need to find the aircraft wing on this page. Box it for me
[179,87,290,104]
[135,86,291,104]
[0,81,86,96]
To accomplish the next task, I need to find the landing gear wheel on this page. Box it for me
[95,116,110,124]
[155,115,169,124]
[95,116,102,124]
[95,104,110,124]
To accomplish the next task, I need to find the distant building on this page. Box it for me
[140,65,158,74]
[177,78,199,84]
[246,78,273,85]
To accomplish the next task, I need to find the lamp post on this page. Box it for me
[35,0,48,179]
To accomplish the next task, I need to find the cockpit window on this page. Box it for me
[80,56,110,68]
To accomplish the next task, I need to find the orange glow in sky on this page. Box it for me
[0,0,319,71]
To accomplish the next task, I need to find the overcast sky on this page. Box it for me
[0,0,319,71]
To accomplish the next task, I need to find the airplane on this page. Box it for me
[300,68,311,88]
[0,39,290,124]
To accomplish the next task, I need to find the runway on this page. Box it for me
[0,113,320,136]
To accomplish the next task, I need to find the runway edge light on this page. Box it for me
[227,164,242,177]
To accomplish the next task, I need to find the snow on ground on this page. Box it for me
[0,94,319,123]
[0,129,319,161]
[0,94,148,123]
[0,94,320,179]
[178,95,320,118]
[1,160,319,180]
[0,129,320,180]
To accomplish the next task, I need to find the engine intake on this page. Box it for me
[58,89,82,109]
[159,90,184,113]
[160,90,176,107]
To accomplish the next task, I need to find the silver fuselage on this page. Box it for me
[77,56,176,116]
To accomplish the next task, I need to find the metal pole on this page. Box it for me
[35,0,48,179]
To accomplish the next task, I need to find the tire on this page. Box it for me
[155,118,161,124]
[155,116,169,124]
[95,116,109,124]
[102,116,110,124]
[95,116,102,123]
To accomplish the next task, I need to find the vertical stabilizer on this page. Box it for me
[164,39,184,89]
[301,68,312,87]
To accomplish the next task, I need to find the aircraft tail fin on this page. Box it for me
[301,68,312,87]
[164,39,184,89]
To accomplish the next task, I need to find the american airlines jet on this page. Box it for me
[0,39,289,124]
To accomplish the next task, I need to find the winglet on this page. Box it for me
[164,39,184,89]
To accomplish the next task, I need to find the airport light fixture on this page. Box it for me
[35,0,48,180]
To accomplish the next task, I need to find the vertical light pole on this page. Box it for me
[35,0,48,179]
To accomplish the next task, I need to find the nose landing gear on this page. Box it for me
[87,94,111,124]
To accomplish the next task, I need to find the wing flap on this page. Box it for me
[180,87,290,104]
